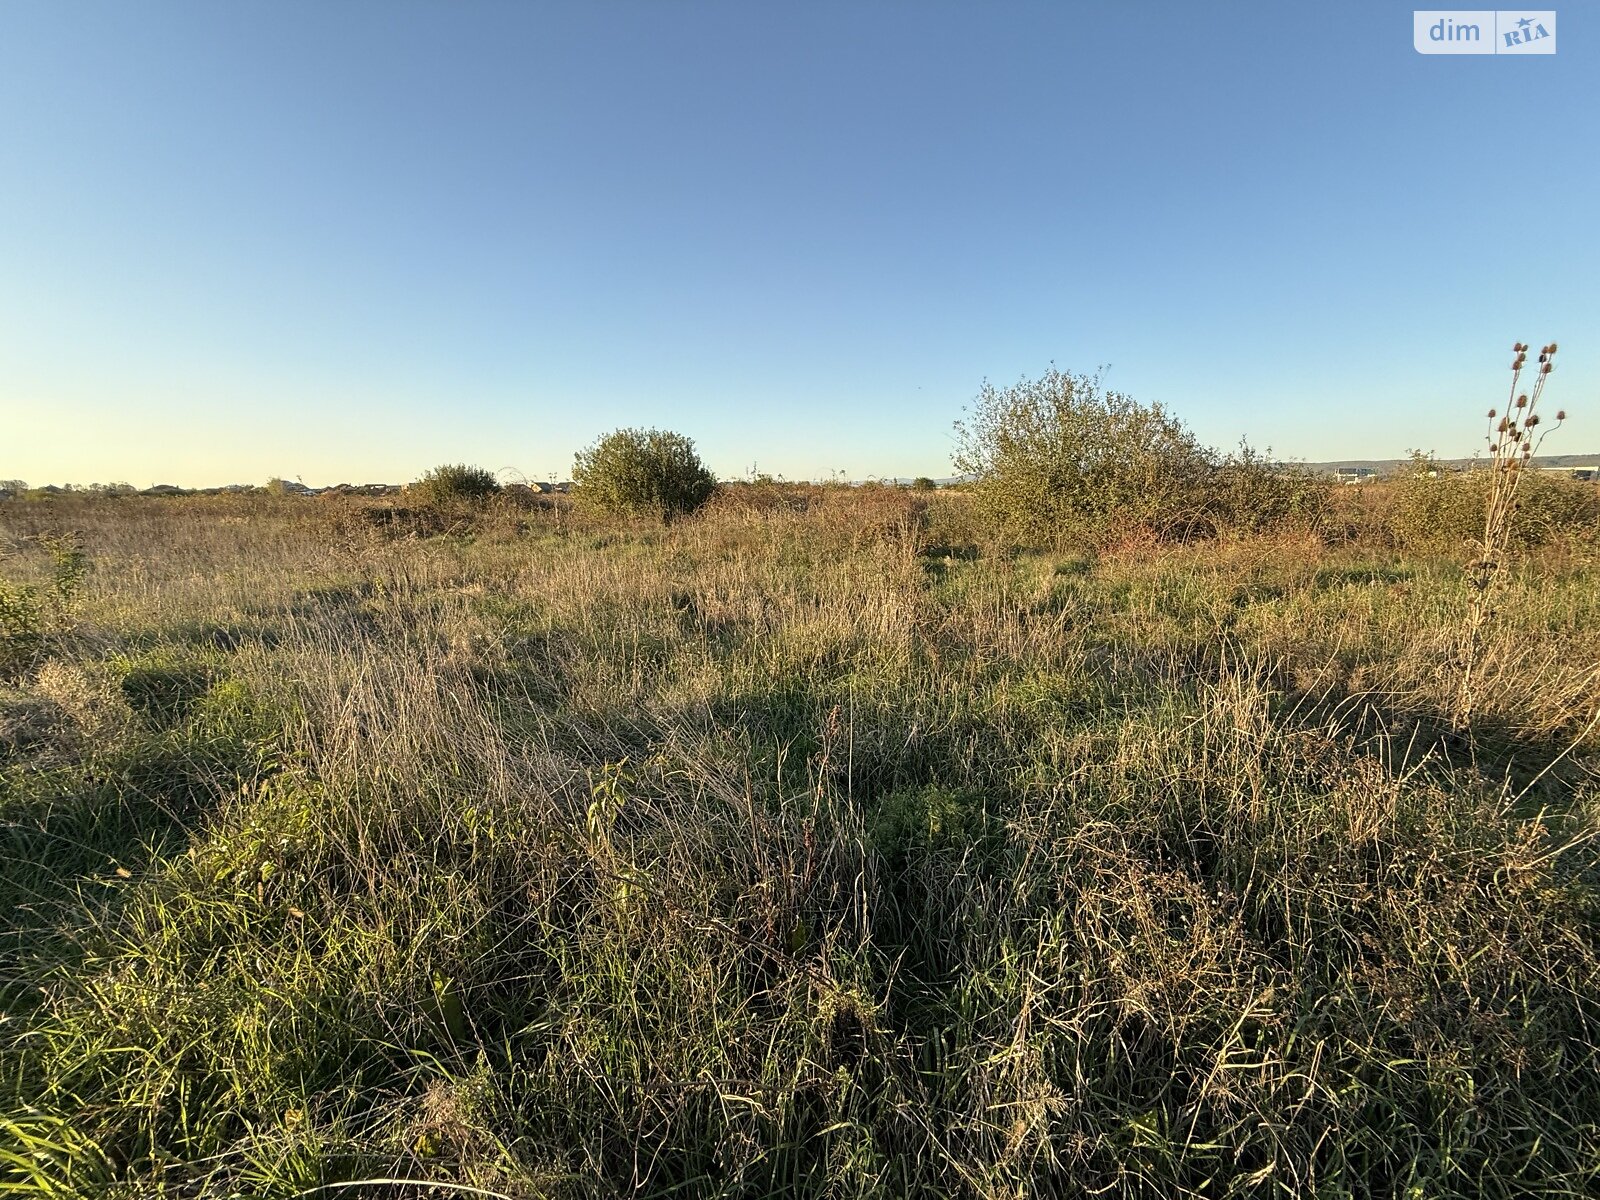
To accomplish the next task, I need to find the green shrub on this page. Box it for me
[1388,455,1476,551]
[952,367,1215,548]
[0,580,44,680]
[868,785,993,871]
[0,534,86,680]
[43,534,87,604]
[1390,454,1599,553]
[1523,472,1600,544]
[411,464,501,507]
[1205,443,1332,535]
[572,427,716,523]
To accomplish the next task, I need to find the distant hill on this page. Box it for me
[1301,453,1600,475]
[887,455,1600,487]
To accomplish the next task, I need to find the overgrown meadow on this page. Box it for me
[3,482,1599,1198]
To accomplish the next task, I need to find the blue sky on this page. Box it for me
[3,2,1595,487]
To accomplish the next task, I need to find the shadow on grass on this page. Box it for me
[119,662,215,725]
[1310,563,1416,589]
[0,696,275,1015]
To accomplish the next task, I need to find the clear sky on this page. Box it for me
[3,1,1595,487]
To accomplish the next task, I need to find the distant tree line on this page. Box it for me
[21,363,1587,549]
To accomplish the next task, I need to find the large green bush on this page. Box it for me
[958,368,1328,547]
[952,369,1334,547]
[411,463,501,507]
[573,427,716,523]
[953,368,1215,547]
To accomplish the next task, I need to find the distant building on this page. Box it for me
[1334,467,1377,485]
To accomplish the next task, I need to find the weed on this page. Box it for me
[0,534,86,680]
[1456,342,1566,729]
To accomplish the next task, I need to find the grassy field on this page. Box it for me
[3,488,1599,1197]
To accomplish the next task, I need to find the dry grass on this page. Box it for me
[2,490,1599,1197]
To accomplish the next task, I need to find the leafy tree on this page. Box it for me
[413,464,501,506]
[912,476,937,491]
[952,366,1214,547]
[573,428,716,523]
